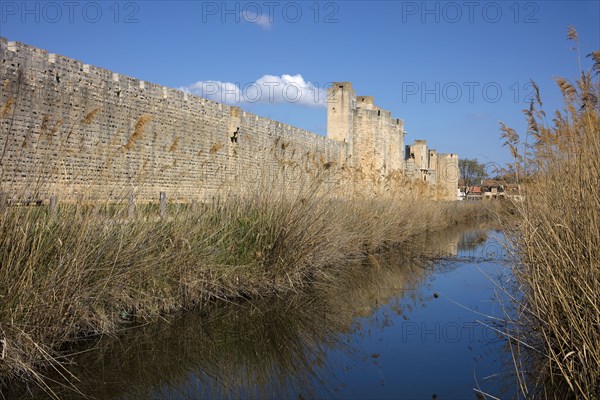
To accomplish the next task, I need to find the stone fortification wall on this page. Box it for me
[0,38,349,202]
[0,38,458,203]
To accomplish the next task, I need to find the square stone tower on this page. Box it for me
[327,82,356,164]
[327,82,406,173]
[437,153,459,200]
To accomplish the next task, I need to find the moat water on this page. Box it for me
[12,226,517,399]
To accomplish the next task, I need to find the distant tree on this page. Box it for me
[459,158,488,187]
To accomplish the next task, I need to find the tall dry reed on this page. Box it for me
[500,27,599,399]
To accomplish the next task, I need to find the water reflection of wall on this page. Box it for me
[410,225,488,259]
[6,227,488,400]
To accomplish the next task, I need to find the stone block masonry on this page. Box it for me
[327,82,458,199]
[0,38,458,202]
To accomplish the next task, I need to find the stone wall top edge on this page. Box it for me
[356,96,375,103]
[355,107,403,126]
[2,38,45,55]
[2,36,332,143]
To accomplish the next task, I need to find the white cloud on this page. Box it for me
[181,74,327,108]
[240,10,272,29]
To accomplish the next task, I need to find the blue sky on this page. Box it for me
[1,1,598,167]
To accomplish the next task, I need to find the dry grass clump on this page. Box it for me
[122,114,151,150]
[81,108,101,125]
[0,98,13,119]
[209,142,224,154]
[500,27,599,399]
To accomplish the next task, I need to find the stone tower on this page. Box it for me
[327,82,356,164]
[437,153,459,200]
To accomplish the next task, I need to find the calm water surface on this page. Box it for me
[15,226,516,399]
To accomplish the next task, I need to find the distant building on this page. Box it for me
[466,186,483,201]
[460,179,525,201]
[481,180,506,199]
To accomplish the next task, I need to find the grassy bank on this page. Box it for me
[500,30,599,398]
[5,230,460,399]
[0,172,487,392]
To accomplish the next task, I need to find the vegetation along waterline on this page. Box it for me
[0,171,493,393]
[3,226,503,399]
